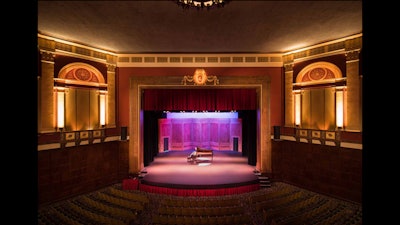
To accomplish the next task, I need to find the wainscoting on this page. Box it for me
[271,139,362,203]
[37,141,129,206]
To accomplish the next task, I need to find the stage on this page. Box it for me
[132,150,260,196]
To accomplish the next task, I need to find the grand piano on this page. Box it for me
[187,147,213,163]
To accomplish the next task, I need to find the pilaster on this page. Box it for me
[345,38,362,131]
[283,55,294,127]
[38,51,56,133]
[106,64,116,128]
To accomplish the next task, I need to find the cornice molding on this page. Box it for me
[283,33,362,64]
[38,34,118,65]
[116,53,283,67]
[38,33,361,68]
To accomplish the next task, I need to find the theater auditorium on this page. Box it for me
[36,1,365,225]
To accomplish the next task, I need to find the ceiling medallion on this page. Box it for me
[182,69,219,85]
[176,0,230,10]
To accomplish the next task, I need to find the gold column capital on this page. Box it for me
[282,54,294,65]
[107,64,116,72]
[284,63,294,72]
[40,51,55,62]
[345,50,360,61]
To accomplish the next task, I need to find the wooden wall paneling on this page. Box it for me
[271,140,362,203]
[37,141,128,206]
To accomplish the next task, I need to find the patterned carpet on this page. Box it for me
[37,182,362,225]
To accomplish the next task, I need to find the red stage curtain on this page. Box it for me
[143,89,257,111]
[215,89,232,110]
[139,183,260,196]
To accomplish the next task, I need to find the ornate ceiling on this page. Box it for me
[38,1,362,54]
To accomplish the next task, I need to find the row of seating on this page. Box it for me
[248,185,295,204]
[38,200,128,225]
[261,193,363,225]
[158,205,245,217]
[94,192,145,212]
[152,214,252,225]
[254,191,307,212]
[37,182,362,225]
[79,195,138,221]
[107,186,150,204]
[160,196,239,207]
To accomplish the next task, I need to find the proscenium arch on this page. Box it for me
[128,75,271,174]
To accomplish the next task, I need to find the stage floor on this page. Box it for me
[140,150,259,189]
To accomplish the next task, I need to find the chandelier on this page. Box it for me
[176,0,230,10]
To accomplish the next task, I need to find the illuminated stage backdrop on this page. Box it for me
[158,112,242,152]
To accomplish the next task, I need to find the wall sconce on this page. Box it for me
[336,89,344,129]
[55,87,66,131]
[294,91,301,126]
[99,90,107,127]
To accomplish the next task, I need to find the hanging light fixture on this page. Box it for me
[176,0,230,10]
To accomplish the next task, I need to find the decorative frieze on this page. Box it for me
[194,57,206,63]
[38,37,56,51]
[328,42,345,52]
[144,57,156,63]
[345,36,362,51]
[284,34,361,62]
[60,129,105,148]
[56,42,73,53]
[233,57,244,62]
[245,57,256,62]
[38,34,117,63]
[295,128,341,146]
[93,51,107,60]
[157,57,168,63]
[116,54,283,67]
[182,57,193,63]
[207,57,218,63]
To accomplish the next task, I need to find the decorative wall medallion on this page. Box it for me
[80,131,89,139]
[193,68,207,85]
[93,130,102,137]
[312,131,321,138]
[56,62,107,88]
[326,131,336,140]
[182,68,219,85]
[65,132,75,141]
[295,61,343,86]
[299,129,308,137]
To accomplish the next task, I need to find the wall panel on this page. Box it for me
[37,141,129,206]
[159,118,242,151]
[271,140,362,203]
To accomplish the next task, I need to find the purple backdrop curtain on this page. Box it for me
[143,89,256,111]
